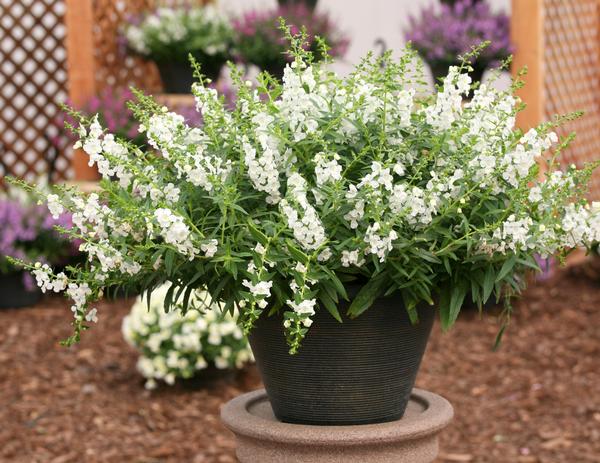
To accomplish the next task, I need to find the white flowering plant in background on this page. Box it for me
[123,283,253,389]
[122,4,232,66]
[11,27,600,354]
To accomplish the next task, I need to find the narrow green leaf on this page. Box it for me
[247,220,268,245]
[493,324,507,351]
[496,255,517,282]
[210,275,231,302]
[319,290,343,323]
[448,280,468,327]
[181,285,195,314]
[165,249,175,276]
[286,240,309,264]
[483,266,495,302]
[347,273,388,318]
[443,256,451,275]
[324,269,348,300]
[438,285,451,330]
[414,247,441,264]
[164,283,176,313]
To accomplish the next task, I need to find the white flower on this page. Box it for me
[341,250,365,267]
[287,298,316,316]
[314,152,343,185]
[242,279,273,298]
[317,248,332,262]
[46,194,64,219]
[280,173,327,251]
[85,308,99,323]
[365,223,398,262]
[201,239,218,257]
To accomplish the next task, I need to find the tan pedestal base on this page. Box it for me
[221,388,453,463]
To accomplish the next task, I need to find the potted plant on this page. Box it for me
[405,0,512,91]
[232,4,349,79]
[0,187,78,309]
[122,5,232,93]
[123,283,253,389]
[13,30,600,426]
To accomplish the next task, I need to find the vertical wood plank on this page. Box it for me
[511,0,544,131]
[65,0,99,181]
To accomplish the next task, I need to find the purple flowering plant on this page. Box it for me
[405,0,512,82]
[232,4,349,77]
[52,87,145,150]
[0,188,79,288]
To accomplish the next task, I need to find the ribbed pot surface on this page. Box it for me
[249,295,435,425]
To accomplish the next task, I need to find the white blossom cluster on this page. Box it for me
[122,284,253,389]
[280,173,327,252]
[122,6,230,59]
[24,39,600,352]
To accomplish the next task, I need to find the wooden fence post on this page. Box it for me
[511,0,544,131]
[65,0,99,181]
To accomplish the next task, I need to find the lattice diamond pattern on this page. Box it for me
[0,0,70,182]
[544,0,600,200]
[92,0,162,93]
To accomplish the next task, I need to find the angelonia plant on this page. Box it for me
[122,4,232,70]
[123,283,253,389]
[13,28,600,354]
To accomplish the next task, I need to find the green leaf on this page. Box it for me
[165,249,175,276]
[516,256,541,272]
[483,266,495,302]
[347,273,388,318]
[493,324,507,351]
[414,247,441,264]
[210,275,231,302]
[324,269,348,300]
[164,283,176,313]
[181,285,195,314]
[442,256,452,275]
[401,291,419,324]
[496,255,517,282]
[286,240,309,264]
[439,280,467,330]
[319,290,343,323]
[247,220,268,245]
[321,281,339,304]
[187,268,205,287]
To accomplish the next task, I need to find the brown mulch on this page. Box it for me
[1,267,599,463]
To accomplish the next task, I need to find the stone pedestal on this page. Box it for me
[221,388,453,463]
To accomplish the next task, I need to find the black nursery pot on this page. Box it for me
[249,293,435,426]
[157,59,222,94]
[0,273,41,309]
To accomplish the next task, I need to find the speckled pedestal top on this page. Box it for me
[221,388,453,463]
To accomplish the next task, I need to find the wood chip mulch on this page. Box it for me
[1,266,599,463]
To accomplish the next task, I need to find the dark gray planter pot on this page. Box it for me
[249,293,435,425]
[277,0,318,10]
[0,273,41,309]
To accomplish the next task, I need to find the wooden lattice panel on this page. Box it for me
[0,0,71,182]
[543,0,600,199]
[92,0,162,93]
